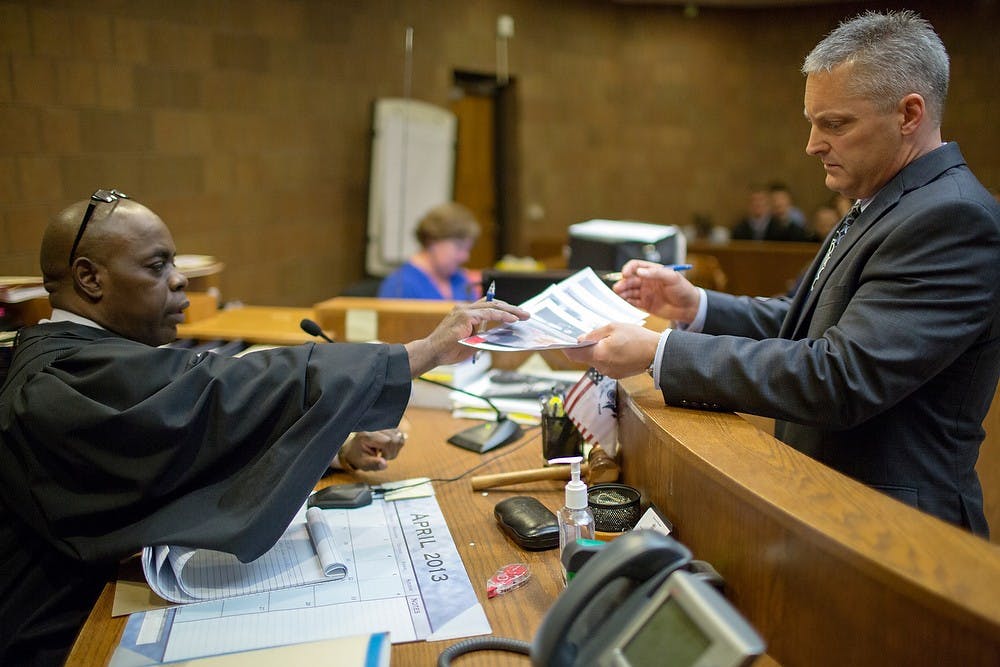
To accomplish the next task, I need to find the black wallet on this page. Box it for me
[494,496,559,551]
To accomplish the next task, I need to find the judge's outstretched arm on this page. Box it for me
[404,299,528,377]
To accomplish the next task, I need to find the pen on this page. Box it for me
[473,281,496,364]
[603,264,693,282]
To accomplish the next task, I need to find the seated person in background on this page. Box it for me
[731,184,804,241]
[730,185,773,240]
[829,192,854,218]
[810,203,841,240]
[0,191,528,665]
[768,181,810,239]
[378,202,481,300]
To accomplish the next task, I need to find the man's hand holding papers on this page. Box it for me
[460,268,647,352]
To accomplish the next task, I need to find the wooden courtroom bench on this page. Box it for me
[687,239,820,296]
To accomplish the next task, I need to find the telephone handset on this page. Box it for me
[531,530,692,667]
[437,529,764,667]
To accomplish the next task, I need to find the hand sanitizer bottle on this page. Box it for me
[549,456,595,584]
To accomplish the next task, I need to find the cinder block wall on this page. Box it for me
[1,0,996,306]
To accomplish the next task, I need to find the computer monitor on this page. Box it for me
[480,269,575,306]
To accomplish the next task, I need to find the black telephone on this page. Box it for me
[438,530,764,667]
[533,530,764,666]
[531,530,692,666]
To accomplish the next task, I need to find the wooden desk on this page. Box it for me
[617,374,1000,666]
[70,302,1000,664]
[313,296,456,344]
[1,295,51,326]
[66,409,568,666]
[687,239,821,296]
[175,306,317,345]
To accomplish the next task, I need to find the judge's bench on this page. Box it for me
[58,296,1000,666]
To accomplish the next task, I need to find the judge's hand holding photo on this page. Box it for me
[404,297,528,375]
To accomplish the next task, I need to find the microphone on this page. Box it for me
[300,318,334,343]
[417,375,524,453]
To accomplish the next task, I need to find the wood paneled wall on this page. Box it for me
[1,1,997,306]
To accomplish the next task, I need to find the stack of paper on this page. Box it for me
[449,369,584,425]
[0,276,46,303]
[410,354,491,409]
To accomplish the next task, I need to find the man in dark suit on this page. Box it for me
[566,11,1000,536]
[731,186,780,240]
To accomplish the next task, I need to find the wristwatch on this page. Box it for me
[646,360,656,378]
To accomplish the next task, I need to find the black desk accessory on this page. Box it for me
[300,317,334,342]
[307,482,373,509]
[494,496,559,551]
[417,375,524,453]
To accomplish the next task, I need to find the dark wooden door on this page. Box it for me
[450,92,496,269]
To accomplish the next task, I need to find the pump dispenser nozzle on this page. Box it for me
[548,456,587,509]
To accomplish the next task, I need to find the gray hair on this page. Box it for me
[802,10,949,125]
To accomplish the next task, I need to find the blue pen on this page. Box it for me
[473,281,496,364]
[603,265,692,282]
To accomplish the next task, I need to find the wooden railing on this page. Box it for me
[617,374,1000,666]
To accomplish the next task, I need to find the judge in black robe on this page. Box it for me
[0,193,528,665]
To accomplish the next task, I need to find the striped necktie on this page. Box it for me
[810,201,862,291]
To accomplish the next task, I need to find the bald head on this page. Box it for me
[43,198,140,298]
[41,196,190,346]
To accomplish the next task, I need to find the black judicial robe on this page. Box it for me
[0,322,412,664]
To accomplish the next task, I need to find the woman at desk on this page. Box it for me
[378,202,481,300]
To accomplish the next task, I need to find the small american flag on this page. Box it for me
[565,367,617,450]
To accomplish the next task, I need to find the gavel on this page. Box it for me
[470,444,619,491]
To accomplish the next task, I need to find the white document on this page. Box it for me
[141,506,347,604]
[461,267,647,351]
[114,495,490,666]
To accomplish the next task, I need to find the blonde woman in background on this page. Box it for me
[378,202,481,300]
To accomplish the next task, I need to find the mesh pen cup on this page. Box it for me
[588,483,642,535]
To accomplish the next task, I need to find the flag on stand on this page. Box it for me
[564,367,617,451]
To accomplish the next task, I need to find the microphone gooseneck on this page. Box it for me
[417,374,524,453]
[417,375,504,420]
[300,318,334,343]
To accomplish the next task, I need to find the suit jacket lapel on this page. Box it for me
[783,143,967,340]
